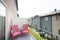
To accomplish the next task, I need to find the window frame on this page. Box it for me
[44,17,49,21]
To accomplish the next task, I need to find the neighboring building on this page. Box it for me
[30,10,60,39]
[40,10,60,36]
[32,15,40,31]
[31,15,52,32]
[0,0,18,40]
[41,11,60,39]
[31,10,60,33]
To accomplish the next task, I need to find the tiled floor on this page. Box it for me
[10,34,34,40]
[15,34,30,40]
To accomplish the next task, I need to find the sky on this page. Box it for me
[18,0,60,18]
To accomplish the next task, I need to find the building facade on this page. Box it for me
[0,0,18,40]
[31,15,52,33]
[31,10,60,36]
[32,10,60,35]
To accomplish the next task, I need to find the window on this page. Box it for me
[56,14,60,20]
[44,17,48,21]
[58,30,60,35]
[0,2,6,16]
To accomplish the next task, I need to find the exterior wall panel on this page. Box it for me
[40,16,52,33]
[52,14,60,35]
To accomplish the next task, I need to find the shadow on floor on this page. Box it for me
[9,34,30,40]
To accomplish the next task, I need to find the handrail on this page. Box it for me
[40,28,60,38]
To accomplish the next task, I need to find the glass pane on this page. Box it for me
[0,2,6,16]
[44,17,48,21]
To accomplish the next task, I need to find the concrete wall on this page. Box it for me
[2,0,17,40]
[52,14,60,36]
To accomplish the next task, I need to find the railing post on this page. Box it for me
[56,36,58,40]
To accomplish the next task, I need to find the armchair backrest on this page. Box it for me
[23,24,28,30]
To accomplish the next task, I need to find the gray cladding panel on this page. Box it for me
[40,16,52,32]
[32,17,40,30]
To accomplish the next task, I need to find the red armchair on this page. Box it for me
[22,24,29,35]
[11,25,21,40]
[11,24,29,40]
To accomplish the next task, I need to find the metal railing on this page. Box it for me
[39,28,60,40]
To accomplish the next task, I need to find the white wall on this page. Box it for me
[2,0,17,40]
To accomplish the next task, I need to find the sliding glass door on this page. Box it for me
[0,2,6,40]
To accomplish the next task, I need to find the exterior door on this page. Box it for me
[0,2,6,40]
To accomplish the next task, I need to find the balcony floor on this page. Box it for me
[10,34,34,40]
